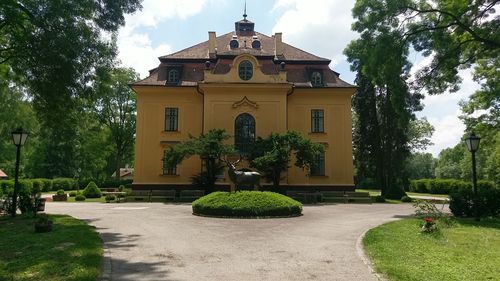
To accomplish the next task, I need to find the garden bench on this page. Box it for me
[150,189,176,202]
[321,191,347,203]
[345,191,372,204]
[128,190,150,202]
[179,190,205,202]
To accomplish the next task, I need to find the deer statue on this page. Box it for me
[220,156,261,192]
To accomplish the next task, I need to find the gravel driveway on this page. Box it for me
[46,202,414,281]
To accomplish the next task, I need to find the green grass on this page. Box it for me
[363,218,500,281]
[358,189,450,199]
[67,196,106,203]
[0,214,103,281]
[192,191,303,217]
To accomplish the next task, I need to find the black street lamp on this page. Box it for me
[464,132,481,221]
[11,128,29,217]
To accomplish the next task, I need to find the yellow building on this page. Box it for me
[131,15,356,192]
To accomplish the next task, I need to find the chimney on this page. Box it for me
[208,31,216,56]
[274,32,283,57]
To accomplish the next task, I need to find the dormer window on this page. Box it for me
[168,69,180,84]
[238,60,253,81]
[311,71,322,86]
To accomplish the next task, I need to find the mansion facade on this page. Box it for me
[131,16,356,191]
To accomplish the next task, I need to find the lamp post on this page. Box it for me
[11,128,29,217]
[464,132,480,221]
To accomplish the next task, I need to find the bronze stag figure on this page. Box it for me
[221,156,261,192]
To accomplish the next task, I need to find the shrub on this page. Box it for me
[69,191,77,197]
[75,194,86,201]
[450,188,500,218]
[0,180,14,193]
[40,178,53,192]
[192,191,302,217]
[31,179,44,194]
[375,195,386,203]
[82,182,102,198]
[105,194,116,202]
[416,179,429,193]
[118,185,125,192]
[409,179,476,195]
[56,189,66,196]
[401,195,412,202]
[478,180,496,190]
[52,178,76,191]
[34,214,53,233]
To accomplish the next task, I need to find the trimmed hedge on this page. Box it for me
[409,179,497,195]
[192,191,303,217]
[52,178,77,191]
[450,188,500,218]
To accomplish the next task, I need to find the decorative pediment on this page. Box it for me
[232,96,258,109]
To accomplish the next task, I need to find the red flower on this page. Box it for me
[424,217,433,223]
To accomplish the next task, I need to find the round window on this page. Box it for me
[238,60,253,81]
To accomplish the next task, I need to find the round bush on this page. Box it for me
[105,194,116,202]
[69,191,77,197]
[82,182,102,198]
[401,195,412,202]
[75,194,86,201]
[375,195,386,203]
[192,191,302,218]
[56,189,66,196]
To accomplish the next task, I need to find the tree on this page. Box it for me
[406,152,436,179]
[163,129,234,193]
[349,0,499,96]
[434,144,467,179]
[345,30,422,199]
[94,67,139,179]
[248,131,324,189]
[0,0,142,178]
[0,65,38,177]
[408,118,435,152]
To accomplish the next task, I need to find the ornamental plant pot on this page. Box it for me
[36,198,46,211]
[52,194,68,201]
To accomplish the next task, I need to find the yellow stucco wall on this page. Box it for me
[132,86,203,184]
[132,54,355,187]
[287,88,354,186]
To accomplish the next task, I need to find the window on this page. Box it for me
[234,113,255,154]
[162,150,177,175]
[310,152,325,176]
[168,69,180,84]
[238,60,253,81]
[311,71,322,86]
[311,109,324,133]
[165,107,178,131]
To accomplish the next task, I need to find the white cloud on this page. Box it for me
[271,0,358,67]
[117,0,211,77]
[117,29,172,77]
[427,110,466,156]
[416,67,481,156]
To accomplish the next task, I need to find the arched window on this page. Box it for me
[311,71,322,86]
[168,69,180,83]
[234,113,255,154]
[238,60,253,81]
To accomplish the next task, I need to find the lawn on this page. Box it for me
[363,218,500,281]
[358,189,450,198]
[0,214,103,281]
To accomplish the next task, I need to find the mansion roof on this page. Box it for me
[133,17,354,88]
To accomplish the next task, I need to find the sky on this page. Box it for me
[116,0,479,157]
